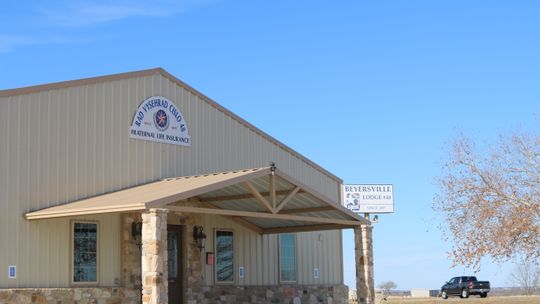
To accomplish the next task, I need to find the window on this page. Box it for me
[72,222,98,284]
[215,230,234,283]
[167,232,178,279]
[279,233,297,282]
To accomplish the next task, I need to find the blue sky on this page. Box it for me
[2,0,539,290]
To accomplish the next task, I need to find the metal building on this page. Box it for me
[0,68,375,304]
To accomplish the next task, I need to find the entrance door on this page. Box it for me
[167,225,183,304]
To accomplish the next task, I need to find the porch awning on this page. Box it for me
[25,166,369,233]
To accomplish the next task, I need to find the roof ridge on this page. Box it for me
[0,68,163,97]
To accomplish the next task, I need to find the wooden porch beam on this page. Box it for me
[270,173,276,210]
[274,186,301,214]
[166,206,363,226]
[262,224,355,234]
[244,181,274,213]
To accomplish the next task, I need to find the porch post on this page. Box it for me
[141,208,169,304]
[355,225,375,304]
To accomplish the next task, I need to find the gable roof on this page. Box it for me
[25,166,368,232]
[0,68,341,183]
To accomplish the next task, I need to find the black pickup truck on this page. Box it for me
[440,276,490,299]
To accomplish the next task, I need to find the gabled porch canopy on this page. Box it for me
[25,166,369,233]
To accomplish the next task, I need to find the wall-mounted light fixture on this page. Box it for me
[131,221,143,248]
[193,226,207,251]
[270,162,276,172]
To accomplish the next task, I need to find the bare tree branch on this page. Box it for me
[508,261,540,295]
[434,131,540,268]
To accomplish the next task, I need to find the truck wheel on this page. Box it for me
[460,289,469,299]
[480,293,487,298]
[441,291,448,299]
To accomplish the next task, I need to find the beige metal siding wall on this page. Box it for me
[0,212,120,288]
[0,73,341,288]
[160,74,341,200]
[296,229,343,285]
[201,215,342,285]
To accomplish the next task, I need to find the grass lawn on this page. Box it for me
[364,295,540,304]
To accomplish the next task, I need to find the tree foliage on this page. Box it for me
[509,261,540,295]
[434,131,540,268]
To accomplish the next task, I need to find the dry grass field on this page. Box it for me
[367,295,540,304]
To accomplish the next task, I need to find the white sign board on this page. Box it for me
[342,184,394,213]
[130,96,191,146]
[239,266,245,279]
[8,265,15,279]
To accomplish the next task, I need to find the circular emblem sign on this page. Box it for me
[154,109,169,131]
[130,96,191,146]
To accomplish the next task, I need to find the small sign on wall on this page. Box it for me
[206,252,214,265]
[8,265,16,279]
[313,268,319,279]
[239,267,245,279]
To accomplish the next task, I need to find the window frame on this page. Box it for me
[278,233,297,283]
[70,220,99,286]
[214,229,235,285]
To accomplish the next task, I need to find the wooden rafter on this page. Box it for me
[244,181,274,213]
[197,189,306,203]
[166,206,363,226]
[199,202,263,234]
[274,186,301,214]
[229,216,263,234]
[274,168,370,225]
[278,206,335,214]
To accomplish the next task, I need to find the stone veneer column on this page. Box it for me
[355,225,375,304]
[142,209,168,304]
[173,199,205,304]
[122,213,143,303]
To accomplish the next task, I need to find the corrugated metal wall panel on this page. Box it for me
[0,73,343,288]
[0,94,8,286]
[200,215,341,286]
[0,212,120,288]
[296,230,342,285]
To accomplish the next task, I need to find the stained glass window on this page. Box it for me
[215,230,234,283]
[73,222,98,283]
[279,234,296,282]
